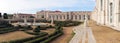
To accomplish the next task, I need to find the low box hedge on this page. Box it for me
[40,33,63,43]
[4,32,48,43]
[0,29,17,34]
[0,27,17,34]
[25,31,48,35]
[24,36,48,43]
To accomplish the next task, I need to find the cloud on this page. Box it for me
[0,0,95,14]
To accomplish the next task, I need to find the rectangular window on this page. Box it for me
[101,0,103,11]
[119,15,120,22]
[110,3,113,23]
[84,15,85,20]
[79,15,81,20]
[119,1,120,22]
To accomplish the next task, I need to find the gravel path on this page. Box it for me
[69,25,96,43]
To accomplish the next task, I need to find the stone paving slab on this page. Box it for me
[69,24,96,43]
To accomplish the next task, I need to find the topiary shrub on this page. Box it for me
[26,25,33,30]
[33,26,40,33]
[16,25,22,29]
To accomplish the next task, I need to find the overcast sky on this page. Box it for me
[0,0,95,14]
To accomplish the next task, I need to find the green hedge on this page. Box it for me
[24,31,63,43]
[0,29,17,34]
[24,36,48,43]
[3,32,48,43]
[0,27,17,34]
[24,26,63,43]
[54,21,82,27]
[1,25,63,43]
[25,31,47,35]
[40,33,63,43]
[0,27,13,31]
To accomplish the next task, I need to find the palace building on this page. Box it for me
[13,13,35,19]
[36,10,91,21]
[92,0,120,31]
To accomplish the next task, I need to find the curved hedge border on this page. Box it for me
[0,27,17,34]
[24,26,63,43]
[24,32,63,43]
[1,24,64,43]
[24,31,47,35]
[2,32,48,43]
[40,33,63,43]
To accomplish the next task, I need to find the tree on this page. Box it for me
[26,25,33,30]
[3,13,8,19]
[0,13,2,18]
[33,26,40,33]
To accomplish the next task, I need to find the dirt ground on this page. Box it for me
[0,31,34,42]
[88,20,120,43]
[41,28,55,34]
[50,27,74,43]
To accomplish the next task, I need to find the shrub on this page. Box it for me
[33,27,40,33]
[40,33,63,43]
[24,36,48,43]
[25,30,63,43]
[26,25,33,30]
[25,31,47,35]
[7,32,48,43]
[0,27,17,34]
[47,25,54,28]
[15,25,22,29]
[54,21,82,27]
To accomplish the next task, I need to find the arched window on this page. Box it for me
[110,3,113,23]
[64,15,65,19]
[67,14,69,19]
[56,15,58,19]
[60,15,62,19]
[84,15,85,20]
[71,15,73,20]
[119,1,120,22]
[75,15,77,20]
[101,0,103,10]
[79,15,81,20]
[41,15,44,18]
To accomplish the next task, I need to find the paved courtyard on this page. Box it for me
[69,24,96,43]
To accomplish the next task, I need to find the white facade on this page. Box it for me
[36,10,91,21]
[92,0,120,31]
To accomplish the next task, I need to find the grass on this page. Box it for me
[0,31,34,42]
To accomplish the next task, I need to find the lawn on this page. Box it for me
[0,31,34,42]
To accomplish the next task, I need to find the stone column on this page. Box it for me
[84,14,88,27]
[51,17,54,25]
[24,18,27,25]
[33,18,36,24]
